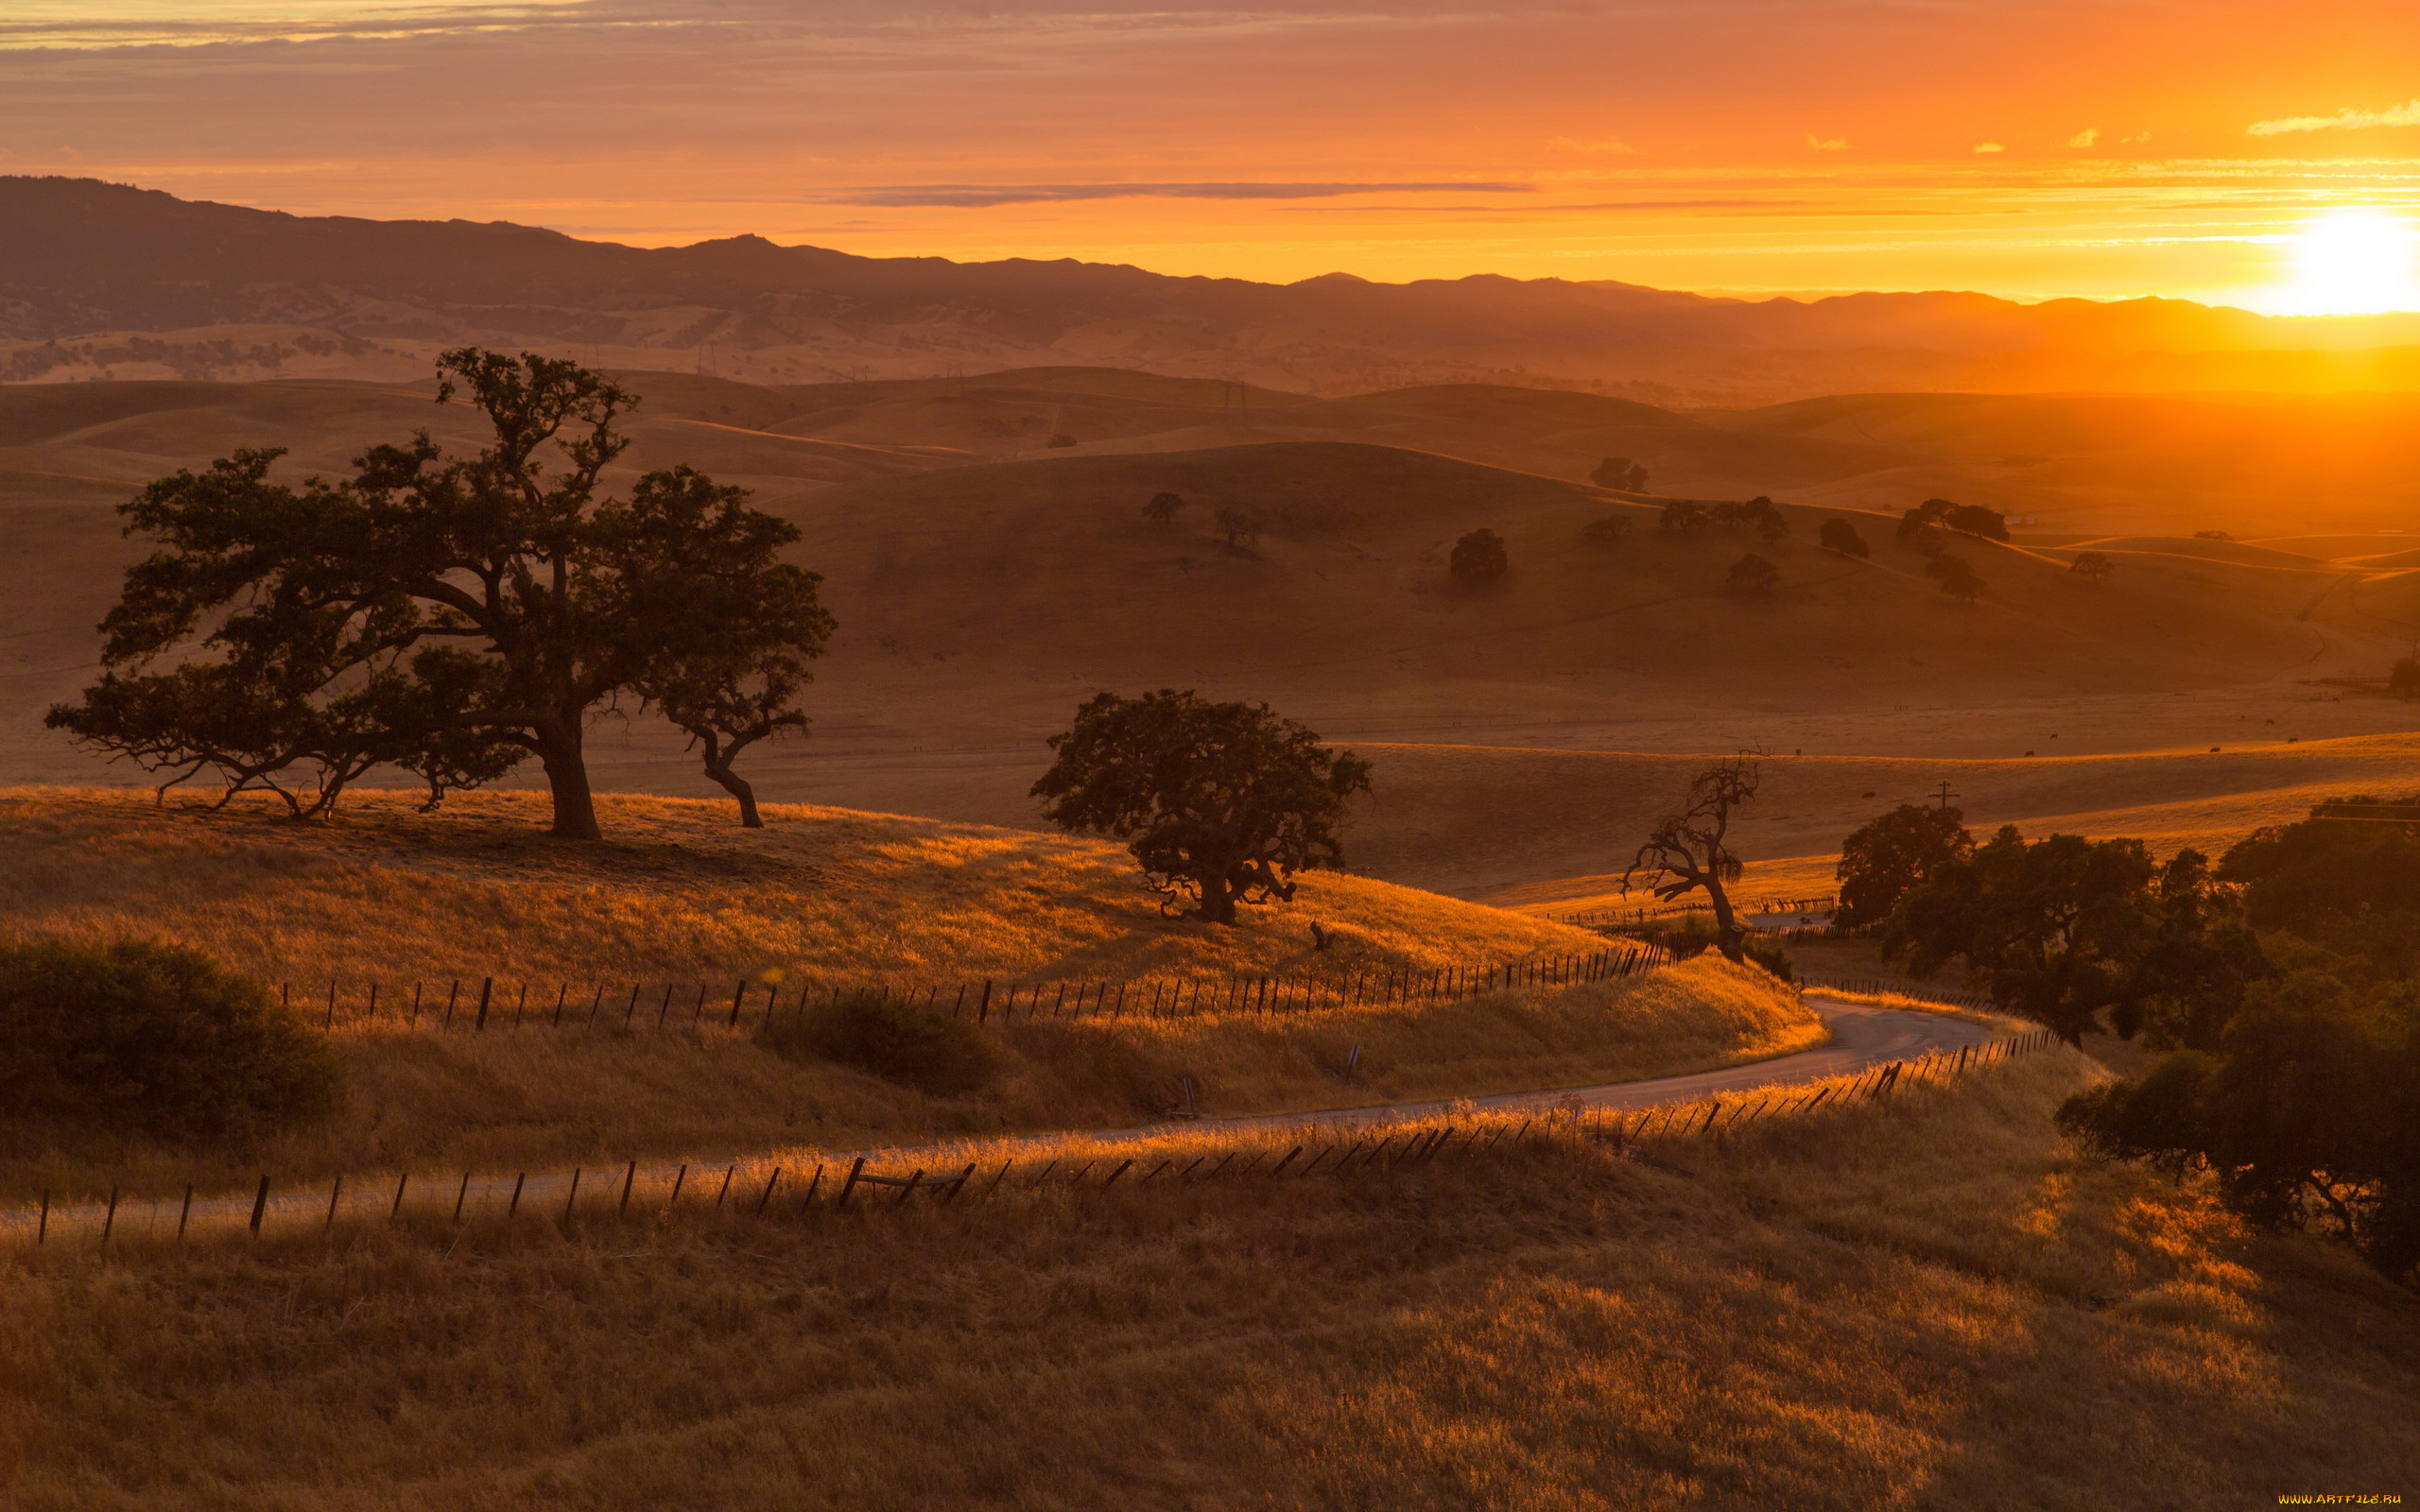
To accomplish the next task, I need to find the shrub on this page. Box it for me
[1583,514,1634,545]
[2070,550,2115,583]
[1450,527,1510,582]
[1726,553,1781,593]
[1143,491,1185,524]
[0,939,339,1140]
[1819,518,1870,557]
[1590,456,1648,491]
[761,988,999,1096]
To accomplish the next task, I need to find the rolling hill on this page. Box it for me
[12,177,2420,404]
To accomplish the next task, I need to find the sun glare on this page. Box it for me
[2273,209,2420,316]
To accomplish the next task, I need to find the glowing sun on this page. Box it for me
[2273,209,2419,316]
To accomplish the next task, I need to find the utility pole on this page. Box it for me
[1932,781,1961,811]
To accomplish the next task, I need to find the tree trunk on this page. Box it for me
[1706,879,1747,963]
[1196,869,1236,925]
[534,719,600,841]
[704,759,763,829]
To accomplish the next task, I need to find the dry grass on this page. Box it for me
[0,954,1815,1208]
[3,1053,2413,1510]
[0,784,1607,986]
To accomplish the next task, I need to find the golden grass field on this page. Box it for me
[0,785,1819,1205]
[5,1051,2413,1510]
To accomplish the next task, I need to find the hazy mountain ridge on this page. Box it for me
[9,177,2420,401]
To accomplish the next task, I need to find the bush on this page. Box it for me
[761,988,1000,1096]
[1450,527,1510,582]
[1583,514,1634,545]
[1726,553,1781,593]
[0,939,339,1140]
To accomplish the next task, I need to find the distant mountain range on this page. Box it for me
[6,176,2419,401]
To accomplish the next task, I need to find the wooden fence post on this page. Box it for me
[250,1174,270,1236]
[474,977,493,1032]
[101,1185,119,1243]
[837,1156,867,1209]
[619,1160,637,1217]
[324,1175,343,1229]
[563,1169,582,1222]
[180,1183,196,1239]
[390,1173,407,1222]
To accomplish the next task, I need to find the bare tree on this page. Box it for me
[1624,755,1761,962]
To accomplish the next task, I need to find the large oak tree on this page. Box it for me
[48,350,833,838]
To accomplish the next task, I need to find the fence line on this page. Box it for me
[274,941,1678,1039]
[1563,895,1841,931]
[5,1028,2066,1251]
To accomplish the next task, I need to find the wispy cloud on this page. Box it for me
[1806,135,1849,151]
[2248,99,2420,136]
[2066,128,2098,147]
[1972,142,2004,153]
[827,181,1535,208]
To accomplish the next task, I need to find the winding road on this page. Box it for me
[4,995,1996,1246]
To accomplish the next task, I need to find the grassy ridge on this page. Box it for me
[0,955,1815,1206]
[0,786,1606,985]
[5,1054,2413,1509]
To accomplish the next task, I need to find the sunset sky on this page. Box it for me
[4,0,2418,311]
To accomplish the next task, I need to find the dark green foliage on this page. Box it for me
[762,989,999,1097]
[0,939,338,1141]
[1899,497,2008,541]
[1032,690,1374,926]
[2392,658,2419,700]
[2070,550,2115,583]
[2060,969,2420,1287]
[1582,514,1634,545]
[1658,500,1708,537]
[1450,528,1510,582]
[1884,826,2161,1044]
[45,350,834,838]
[1818,518,1869,557]
[1835,803,1974,927]
[1926,554,1985,602]
[2219,797,2420,974]
[1590,456,1648,491]
[1726,553,1781,593]
[1637,915,1794,982]
[1143,491,1185,525]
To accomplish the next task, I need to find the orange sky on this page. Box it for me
[4,1,2418,309]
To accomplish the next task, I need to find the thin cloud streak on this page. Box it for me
[2249,99,2420,136]
[831,182,1537,207]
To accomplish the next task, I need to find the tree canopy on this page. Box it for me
[1450,528,1510,582]
[1143,491,1185,525]
[1590,456,1649,491]
[2069,550,2115,583]
[1926,555,1986,602]
[1658,500,1709,538]
[45,349,833,838]
[1725,553,1781,593]
[1899,497,2009,541]
[1834,803,1973,927]
[1818,518,1870,558]
[1583,514,1634,545]
[1030,690,1373,925]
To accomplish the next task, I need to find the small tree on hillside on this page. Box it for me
[1592,456,1649,491]
[1927,555,1986,603]
[1583,514,1634,545]
[2071,551,2115,583]
[1835,803,1974,927]
[1726,553,1781,593]
[44,351,834,838]
[1819,518,1870,558]
[2392,657,2420,700]
[1143,491,1186,525]
[1450,528,1510,582]
[1031,690,1374,925]
[1625,755,1761,963]
[1659,500,1709,538]
[1214,505,1262,553]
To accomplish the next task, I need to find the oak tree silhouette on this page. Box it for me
[1625,755,1761,962]
[1031,690,1373,925]
[1726,553,1781,593]
[1834,803,1973,926]
[1143,491,1186,525]
[47,350,833,838]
